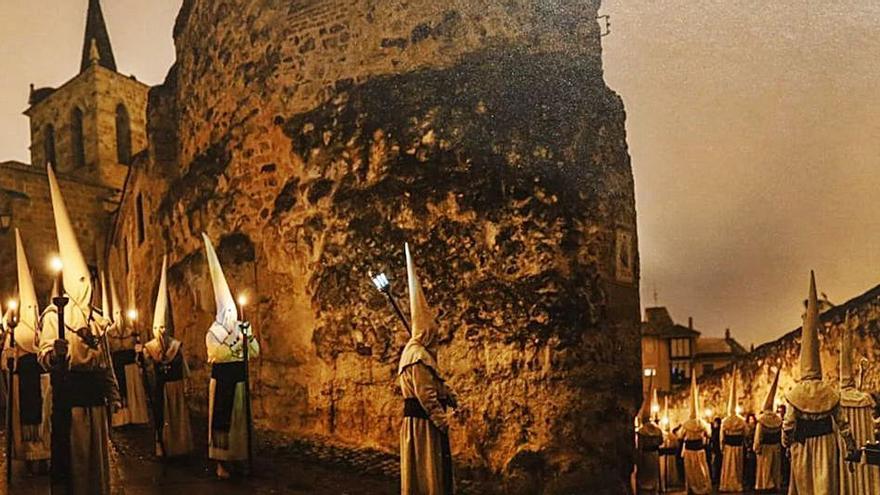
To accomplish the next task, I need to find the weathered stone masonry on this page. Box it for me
[110,1,641,492]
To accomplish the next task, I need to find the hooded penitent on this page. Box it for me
[720,366,746,491]
[47,164,92,330]
[14,229,40,354]
[398,242,439,375]
[202,233,238,340]
[786,271,838,413]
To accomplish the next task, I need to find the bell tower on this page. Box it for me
[24,0,149,191]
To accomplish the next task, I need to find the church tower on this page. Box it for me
[24,0,149,191]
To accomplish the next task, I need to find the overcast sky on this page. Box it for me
[1,1,878,348]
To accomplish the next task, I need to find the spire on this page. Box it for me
[762,367,780,412]
[80,0,117,73]
[726,366,738,417]
[840,310,856,389]
[799,271,823,381]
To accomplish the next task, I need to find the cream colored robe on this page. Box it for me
[38,307,120,495]
[783,380,854,495]
[399,362,452,495]
[144,337,194,458]
[661,429,682,490]
[636,422,663,495]
[206,327,259,462]
[678,419,712,495]
[719,415,746,492]
[1,349,52,462]
[108,324,149,427]
[839,388,880,495]
[753,411,783,491]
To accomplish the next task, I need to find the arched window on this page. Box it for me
[71,107,85,169]
[44,124,56,167]
[115,104,132,165]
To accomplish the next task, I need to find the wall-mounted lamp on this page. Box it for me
[0,211,12,233]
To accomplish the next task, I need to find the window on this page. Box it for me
[643,368,656,377]
[71,107,85,168]
[44,124,56,166]
[115,104,132,164]
[670,338,692,358]
[136,194,145,245]
[671,360,691,385]
[703,363,715,374]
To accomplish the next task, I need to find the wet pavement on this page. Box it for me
[1,418,399,495]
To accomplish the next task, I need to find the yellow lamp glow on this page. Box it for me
[49,256,63,273]
[127,309,138,322]
[7,299,18,311]
[704,408,713,419]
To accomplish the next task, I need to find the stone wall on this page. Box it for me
[0,161,116,303]
[666,283,880,427]
[110,1,641,492]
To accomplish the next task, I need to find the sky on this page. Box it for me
[0,2,878,348]
[600,1,880,347]
[0,0,181,162]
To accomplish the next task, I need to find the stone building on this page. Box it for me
[666,282,880,426]
[641,306,747,393]
[0,0,640,492]
[0,0,148,301]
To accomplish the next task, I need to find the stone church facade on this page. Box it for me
[5,1,643,492]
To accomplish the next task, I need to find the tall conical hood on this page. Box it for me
[663,396,670,430]
[763,367,781,412]
[405,242,437,347]
[727,366,739,417]
[47,164,91,328]
[651,386,660,421]
[202,233,237,331]
[840,311,856,389]
[152,255,169,339]
[100,270,111,318]
[108,265,123,324]
[799,271,822,381]
[689,373,700,420]
[14,229,40,352]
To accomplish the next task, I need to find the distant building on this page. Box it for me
[641,307,748,393]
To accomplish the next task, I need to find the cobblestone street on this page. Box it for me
[1,419,399,495]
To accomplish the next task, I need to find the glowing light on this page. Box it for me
[704,408,713,419]
[370,272,390,292]
[660,416,670,427]
[49,256,63,273]
[237,294,248,307]
[651,404,661,414]
[7,299,18,311]
[127,309,138,322]
[735,405,743,416]
[643,368,656,377]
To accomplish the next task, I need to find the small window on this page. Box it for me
[136,194,145,245]
[116,104,132,165]
[671,360,691,385]
[670,338,692,358]
[44,124,56,166]
[71,107,85,169]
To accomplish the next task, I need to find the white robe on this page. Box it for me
[753,411,783,491]
[839,388,880,495]
[719,415,746,492]
[784,380,854,495]
[678,419,712,495]
[661,430,682,490]
[108,328,149,427]
[399,363,452,495]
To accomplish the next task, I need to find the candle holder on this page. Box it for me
[369,271,410,334]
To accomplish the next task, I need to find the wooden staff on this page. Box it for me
[5,300,18,483]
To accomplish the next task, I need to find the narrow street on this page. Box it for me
[1,419,399,495]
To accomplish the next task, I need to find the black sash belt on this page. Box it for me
[724,434,744,447]
[13,354,45,426]
[112,349,136,402]
[67,370,107,408]
[684,439,704,451]
[659,446,679,456]
[761,430,782,445]
[403,398,430,419]
[641,444,660,453]
[795,416,833,442]
[211,361,245,433]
